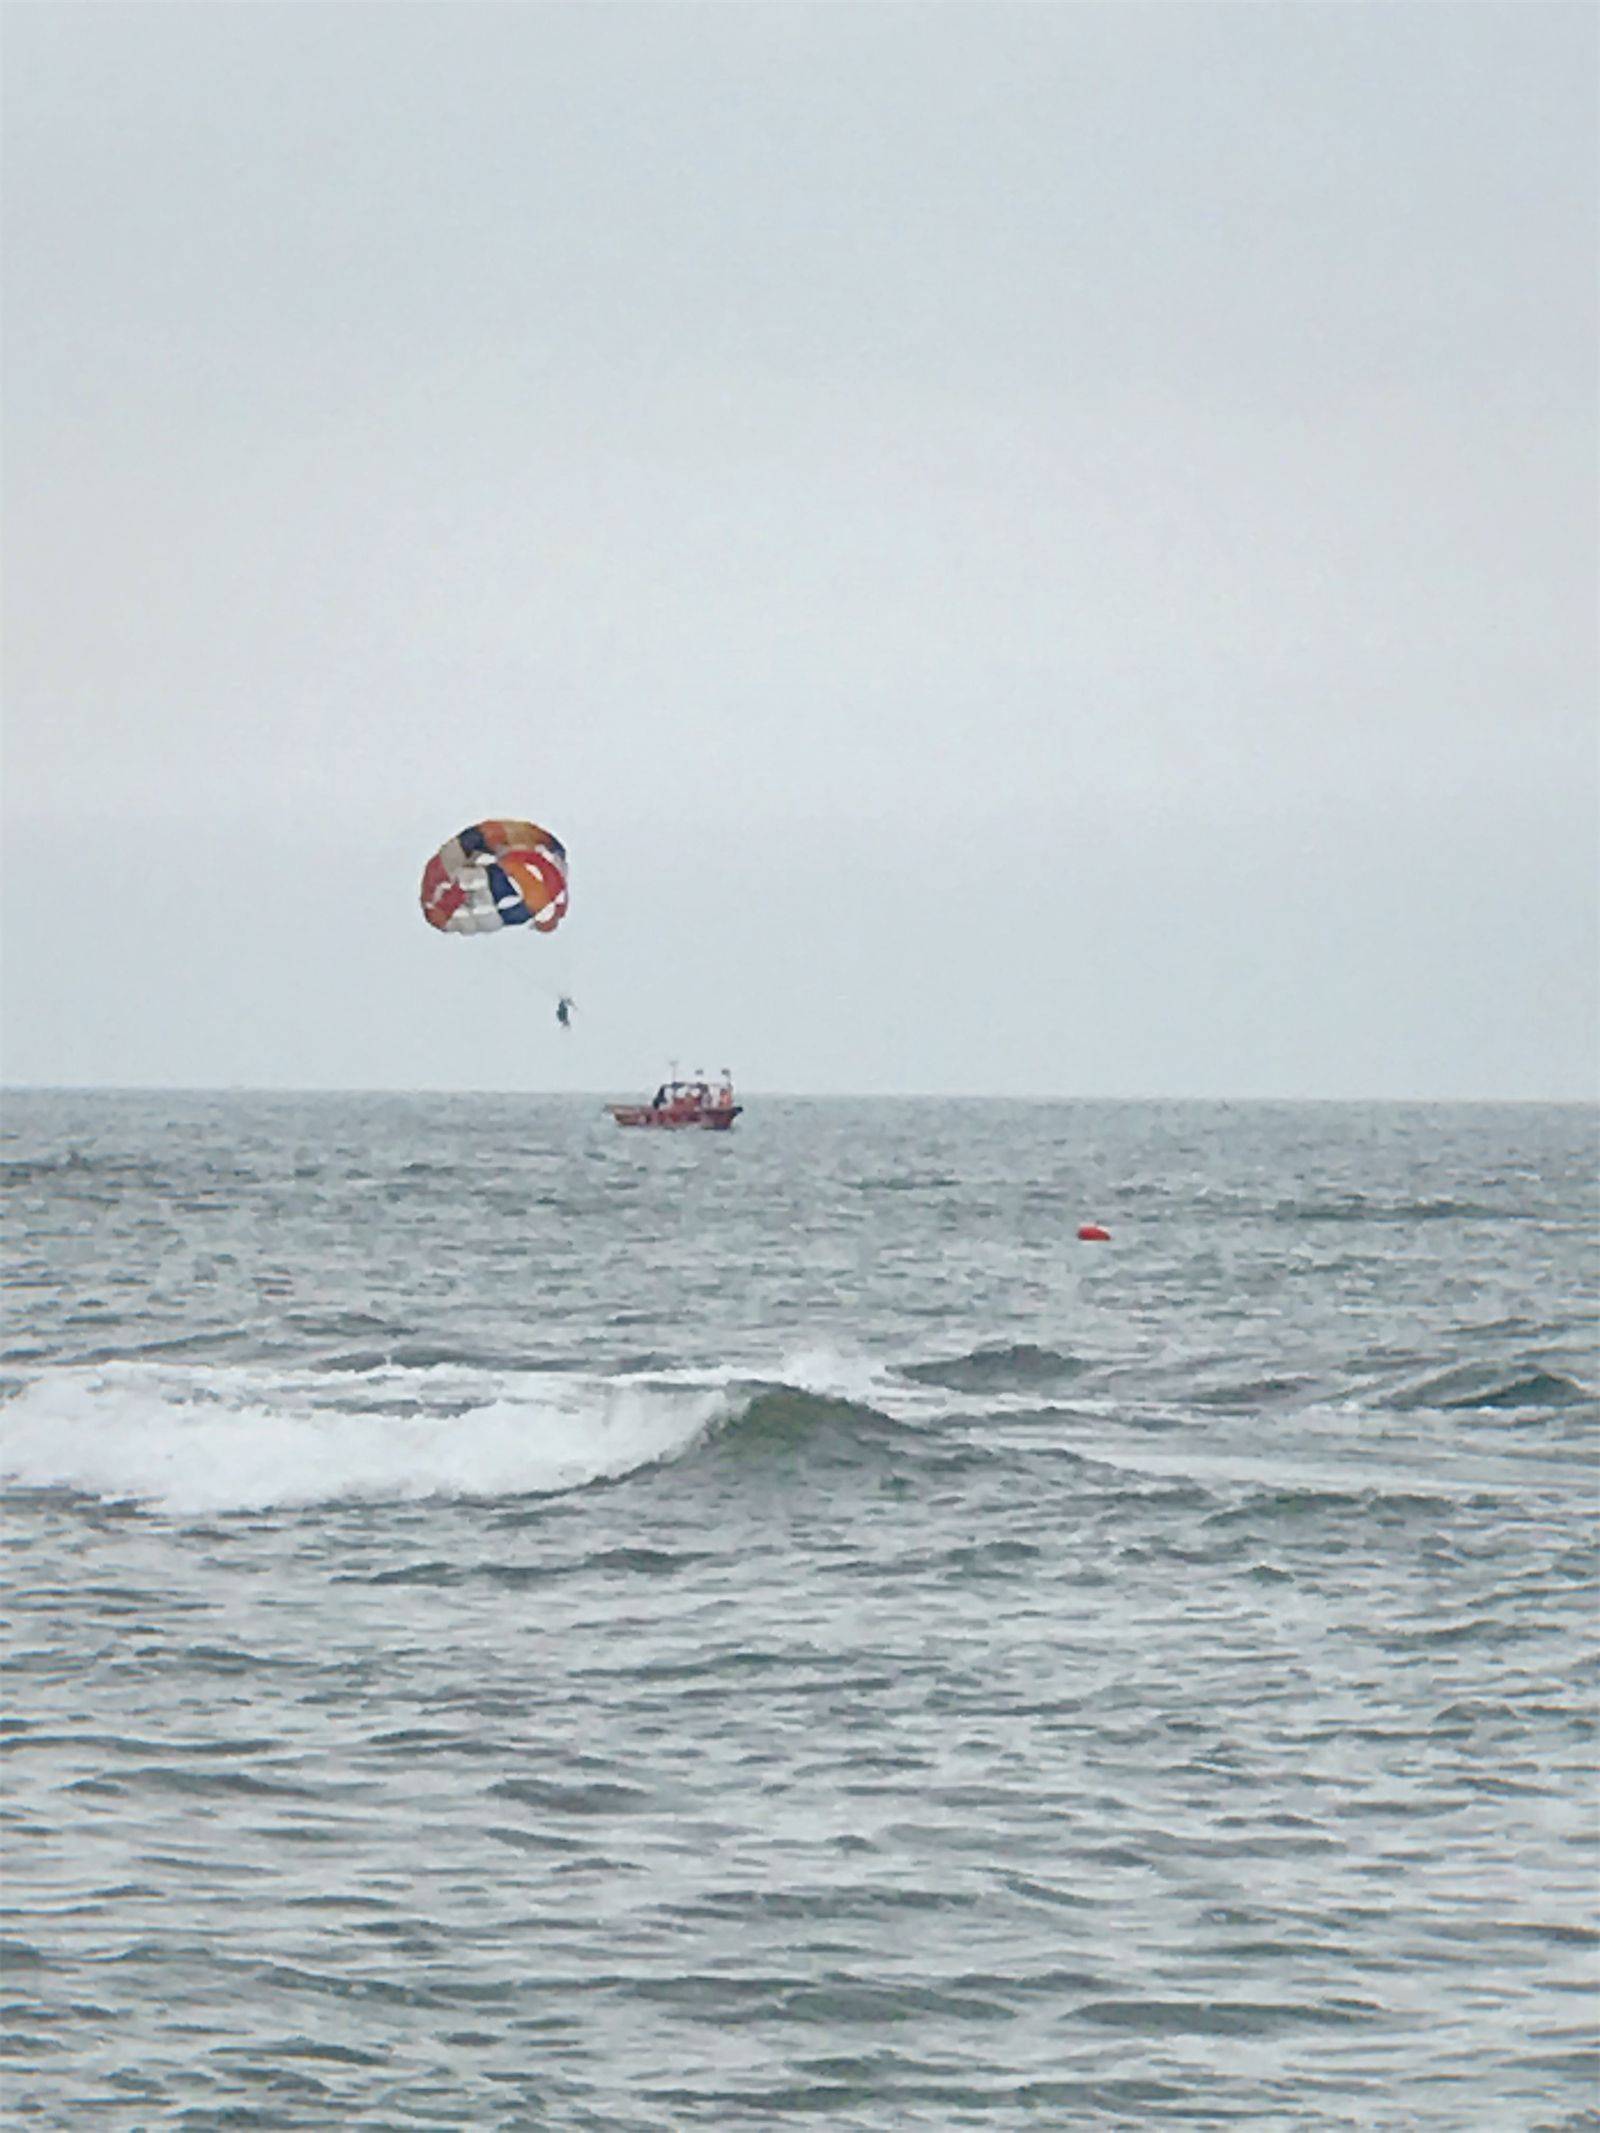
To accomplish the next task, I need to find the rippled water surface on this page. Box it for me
[2,1092,1596,2128]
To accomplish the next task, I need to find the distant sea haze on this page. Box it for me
[3,1092,1596,2128]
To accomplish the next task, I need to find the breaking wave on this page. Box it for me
[0,1363,736,1516]
[0,1360,925,1517]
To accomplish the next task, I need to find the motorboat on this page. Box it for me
[608,1074,741,1130]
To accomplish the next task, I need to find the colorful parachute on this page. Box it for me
[420,819,569,935]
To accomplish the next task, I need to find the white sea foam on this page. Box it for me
[647,1342,898,1406]
[0,1363,736,1516]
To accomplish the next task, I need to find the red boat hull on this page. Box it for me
[609,1102,741,1130]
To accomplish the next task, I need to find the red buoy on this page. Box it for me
[1077,1222,1111,1242]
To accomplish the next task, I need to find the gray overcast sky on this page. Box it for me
[3,1,1595,1097]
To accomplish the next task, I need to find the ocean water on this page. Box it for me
[1,1090,1596,2131]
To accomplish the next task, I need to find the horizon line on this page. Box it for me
[3,1083,1596,1108]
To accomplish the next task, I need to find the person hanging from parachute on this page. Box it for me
[421,819,576,1030]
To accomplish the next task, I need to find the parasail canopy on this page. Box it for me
[420,819,569,936]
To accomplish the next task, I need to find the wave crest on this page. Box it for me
[900,1344,1087,1393]
[1387,1362,1595,1415]
[0,1363,736,1516]
[711,1386,916,1462]
[0,1358,934,1516]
